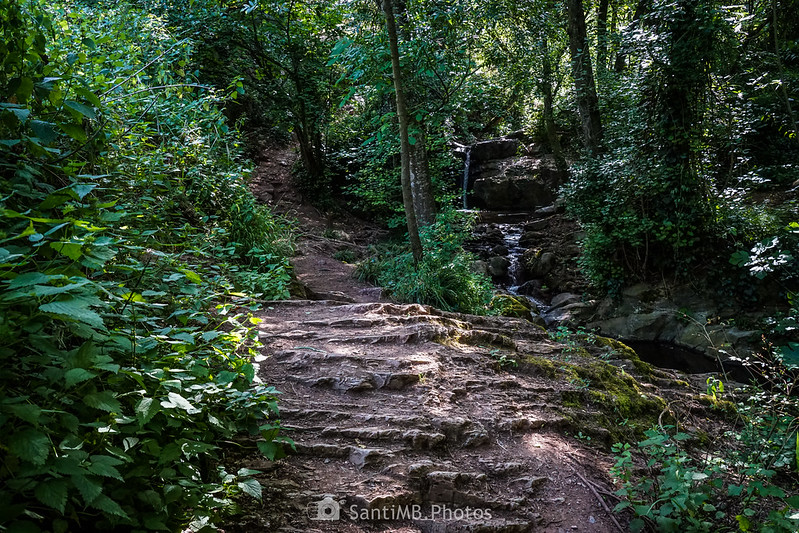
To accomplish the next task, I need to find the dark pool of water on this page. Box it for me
[624,340,751,382]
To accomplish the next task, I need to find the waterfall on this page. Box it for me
[462,147,471,209]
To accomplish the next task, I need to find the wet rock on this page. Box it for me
[516,280,544,298]
[523,218,552,232]
[472,175,553,211]
[491,244,509,256]
[489,256,511,277]
[523,250,555,278]
[518,231,543,248]
[472,260,490,276]
[550,293,581,309]
[470,139,520,161]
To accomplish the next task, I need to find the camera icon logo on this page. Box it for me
[307,496,341,521]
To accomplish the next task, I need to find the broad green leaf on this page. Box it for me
[34,479,68,514]
[83,391,121,412]
[40,299,104,329]
[73,183,97,200]
[216,371,238,385]
[88,455,124,480]
[59,123,87,142]
[64,100,96,119]
[8,107,31,123]
[16,77,34,101]
[162,392,199,414]
[8,428,50,465]
[181,269,203,284]
[237,478,262,500]
[7,272,55,289]
[257,439,286,460]
[50,242,83,260]
[75,87,101,107]
[64,368,96,388]
[89,494,128,518]
[30,120,57,143]
[7,404,42,425]
[135,397,160,425]
[71,474,102,504]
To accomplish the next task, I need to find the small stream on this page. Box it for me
[475,217,746,379]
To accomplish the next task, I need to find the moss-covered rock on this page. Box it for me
[593,336,654,375]
[490,294,533,319]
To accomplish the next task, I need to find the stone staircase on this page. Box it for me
[231,301,678,532]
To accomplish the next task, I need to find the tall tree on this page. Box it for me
[382,0,424,262]
[566,0,603,153]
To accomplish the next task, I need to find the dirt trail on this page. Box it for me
[240,301,630,532]
[238,145,703,532]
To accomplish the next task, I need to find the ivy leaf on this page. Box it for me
[34,479,69,514]
[64,368,96,388]
[8,428,50,465]
[237,478,262,500]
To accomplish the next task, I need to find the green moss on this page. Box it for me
[593,336,654,376]
[519,356,559,378]
[490,294,533,319]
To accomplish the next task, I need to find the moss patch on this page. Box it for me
[490,294,533,319]
[593,336,654,376]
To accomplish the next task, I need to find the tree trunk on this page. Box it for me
[409,127,437,227]
[541,37,568,184]
[596,0,609,74]
[566,0,603,153]
[382,0,423,263]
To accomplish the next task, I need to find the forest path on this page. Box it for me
[249,143,385,303]
[237,146,634,532]
[239,300,628,533]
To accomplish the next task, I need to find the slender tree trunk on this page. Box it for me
[596,0,609,74]
[566,0,603,153]
[393,0,437,228]
[382,0,423,263]
[409,127,437,227]
[541,37,568,183]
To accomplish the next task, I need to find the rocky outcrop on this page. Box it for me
[471,157,558,210]
[239,301,709,532]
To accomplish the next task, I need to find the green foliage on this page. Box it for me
[612,348,799,532]
[0,2,294,531]
[356,210,493,313]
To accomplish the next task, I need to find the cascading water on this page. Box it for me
[462,147,471,209]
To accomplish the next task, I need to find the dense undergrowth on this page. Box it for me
[1,2,293,531]
[355,210,494,314]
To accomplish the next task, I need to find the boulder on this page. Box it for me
[489,256,511,277]
[472,175,554,211]
[550,292,581,309]
[470,139,520,161]
[523,249,556,278]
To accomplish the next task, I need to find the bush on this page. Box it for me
[356,210,493,314]
[0,2,293,531]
